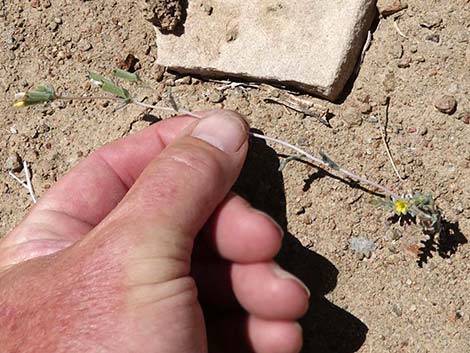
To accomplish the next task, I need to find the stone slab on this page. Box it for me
[154,0,376,101]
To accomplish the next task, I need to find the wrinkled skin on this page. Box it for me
[0,110,309,353]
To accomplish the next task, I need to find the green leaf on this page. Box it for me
[23,86,56,104]
[167,87,179,112]
[113,69,140,82]
[319,151,340,170]
[89,72,131,100]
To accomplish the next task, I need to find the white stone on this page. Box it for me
[155,0,376,100]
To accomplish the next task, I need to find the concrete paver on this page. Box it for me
[155,0,377,100]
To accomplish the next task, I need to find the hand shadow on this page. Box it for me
[233,131,368,353]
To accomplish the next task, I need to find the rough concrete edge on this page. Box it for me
[154,1,378,101]
[162,64,332,98]
[327,1,378,100]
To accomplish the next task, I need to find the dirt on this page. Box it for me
[0,1,469,352]
[143,0,183,31]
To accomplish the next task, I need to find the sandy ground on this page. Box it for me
[1,1,469,352]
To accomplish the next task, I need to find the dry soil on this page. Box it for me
[0,1,469,352]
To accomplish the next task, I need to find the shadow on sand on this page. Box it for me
[233,131,368,353]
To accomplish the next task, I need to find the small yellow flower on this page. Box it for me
[394,200,408,214]
[13,101,26,108]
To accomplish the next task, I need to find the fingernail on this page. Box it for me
[191,111,247,153]
[252,210,284,238]
[273,264,311,298]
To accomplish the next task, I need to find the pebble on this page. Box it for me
[342,107,363,127]
[425,34,440,43]
[391,303,403,317]
[397,57,411,68]
[208,90,225,103]
[457,112,470,124]
[165,78,175,87]
[48,21,59,31]
[383,72,396,92]
[434,95,457,114]
[358,102,372,114]
[77,39,92,52]
[5,153,22,172]
[175,76,192,85]
[377,0,408,17]
[389,42,403,59]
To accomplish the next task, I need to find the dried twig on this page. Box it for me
[376,99,405,181]
[264,95,331,127]
[393,19,409,39]
[8,161,37,204]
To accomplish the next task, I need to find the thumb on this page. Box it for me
[85,110,249,281]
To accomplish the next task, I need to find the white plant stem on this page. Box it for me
[250,132,400,200]
[8,161,37,204]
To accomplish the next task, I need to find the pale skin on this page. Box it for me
[0,110,309,353]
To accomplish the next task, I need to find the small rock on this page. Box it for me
[397,57,411,68]
[82,80,91,91]
[153,64,166,82]
[419,127,428,136]
[175,76,192,85]
[389,42,403,59]
[415,55,426,63]
[31,0,40,8]
[116,53,139,72]
[165,78,175,87]
[342,107,363,127]
[48,21,59,31]
[5,153,22,172]
[208,90,225,103]
[349,236,376,258]
[420,15,443,29]
[391,304,403,317]
[203,4,213,15]
[358,102,372,114]
[434,95,457,114]
[377,0,408,17]
[457,112,470,124]
[77,39,92,52]
[54,17,62,24]
[383,72,396,92]
[425,34,440,43]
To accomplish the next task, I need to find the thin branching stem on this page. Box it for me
[132,100,202,119]
[57,95,121,102]
[250,132,400,200]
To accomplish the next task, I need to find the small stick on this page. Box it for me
[264,97,331,127]
[8,161,37,204]
[355,30,372,73]
[377,99,405,181]
[393,19,409,39]
[23,161,37,203]
[132,99,202,119]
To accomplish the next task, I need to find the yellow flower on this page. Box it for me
[394,200,408,214]
[13,101,26,108]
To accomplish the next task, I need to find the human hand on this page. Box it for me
[0,110,309,353]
